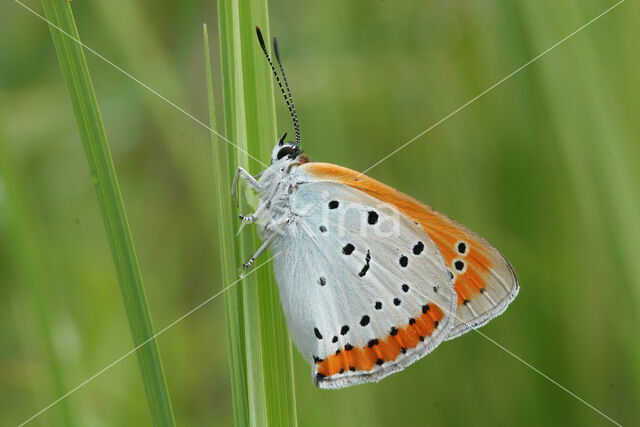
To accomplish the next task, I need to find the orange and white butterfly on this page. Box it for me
[234,28,519,389]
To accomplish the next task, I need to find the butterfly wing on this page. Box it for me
[300,163,519,341]
[271,180,457,389]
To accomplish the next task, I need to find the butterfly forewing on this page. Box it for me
[270,181,456,389]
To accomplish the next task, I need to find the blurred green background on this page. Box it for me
[1,0,639,425]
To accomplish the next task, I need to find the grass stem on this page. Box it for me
[41,0,176,424]
[215,0,298,424]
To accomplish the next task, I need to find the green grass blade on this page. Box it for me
[40,1,175,425]
[217,0,298,425]
[203,24,250,427]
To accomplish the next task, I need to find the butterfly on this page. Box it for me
[233,27,519,389]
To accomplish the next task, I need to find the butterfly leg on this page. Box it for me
[239,200,268,223]
[231,167,260,209]
[242,216,290,268]
[239,182,282,223]
[242,232,277,269]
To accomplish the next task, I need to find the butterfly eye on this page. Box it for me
[276,145,297,160]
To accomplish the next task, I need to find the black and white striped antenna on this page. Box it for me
[255,26,301,146]
[273,36,300,146]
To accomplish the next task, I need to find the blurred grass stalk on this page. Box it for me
[213,0,298,425]
[0,106,75,426]
[41,0,175,425]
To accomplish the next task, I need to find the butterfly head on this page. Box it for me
[271,132,302,164]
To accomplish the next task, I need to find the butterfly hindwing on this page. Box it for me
[271,181,456,389]
[406,206,519,339]
[300,163,519,340]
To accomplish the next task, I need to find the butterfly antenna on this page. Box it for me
[273,36,300,146]
[255,26,300,146]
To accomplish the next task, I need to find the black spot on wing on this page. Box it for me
[457,241,467,254]
[367,211,379,225]
[399,255,408,267]
[413,241,425,255]
[358,250,371,277]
